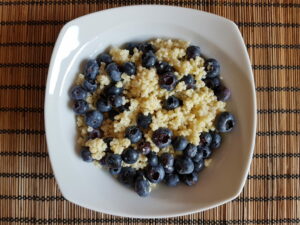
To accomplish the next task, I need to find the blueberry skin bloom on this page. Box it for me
[175,157,194,175]
[134,176,150,197]
[216,112,236,133]
[125,126,143,144]
[186,45,201,59]
[70,85,87,100]
[152,128,173,148]
[84,59,99,80]
[85,110,103,128]
[172,136,188,151]
[106,62,121,82]
[159,72,178,91]
[145,164,165,184]
[121,147,139,164]
[204,58,220,78]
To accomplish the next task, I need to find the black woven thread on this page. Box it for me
[1,107,299,114]
[256,131,300,136]
[253,153,300,158]
[2,42,300,49]
[0,63,48,68]
[257,109,300,114]
[0,42,55,47]
[0,0,299,8]
[1,151,299,159]
[233,196,300,202]
[2,194,298,202]
[0,85,298,92]
[0,195,65,201]
[0,107,43,113]
[0,129,45,135]
[256,87,300,91]
[0,130,298,136]
[246,44,300,49]
[252,65,300,70]
[0,173,54,179]
[1,172,299,180]
[1,63,300,70]
[0,85,45,90]
[1,20,300,28]
[236,22,300,28]
[248,174,300,179]
[0,152,48,157]
[0,217,299,224]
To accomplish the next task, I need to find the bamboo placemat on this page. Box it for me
[0,0,299,224]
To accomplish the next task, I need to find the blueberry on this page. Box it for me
[70,85,87,100]
[85,110,103,128]
[199,132,212,147]
[175,157,194,174]
[73,100,88,114]
[108,95,123,108]
[204,58,220,78]
[156,61,174,75]
[84,59,99,80]
[137,141,151,155]
[105,85,123,96]
[159,72,178,91]
[142,51,156,68]
[122,62,136,76]
[193,147,204,162]
[147,151,158,166]
[214,85,231,102]
[183,143,197,158]
[201,146,212,159]
[134,176,150,197]
[80,147,93,162]
[204,77,221,90]
[108,109,119,121]
[164,173,180,187]
[182,172,199,186]
[159,153,174,173]
[163,96,180,110]
[121,147,139,164]
[145,164,165,183]
[216,112,235,133]
[87,129,103,140]
[105,153,122,169]
[125,42,140,55]
[137,113,152,129]
[172,136,188,151]
[194,159,205,173]
[118,167,136,186]
[181,74,196,89]
[186,45,201,59]
[82,79,97,93]
[97,53,112,65]
[210,132,222,149]
[109,167,122,175]
[152,128,173,148]
[106,62,121,82]
[96,97,112,112]
[139,42,156,53]
[125,126,142,143]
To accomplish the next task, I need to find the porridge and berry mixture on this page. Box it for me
[70,39,235,197]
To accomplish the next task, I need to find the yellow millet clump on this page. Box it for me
[76,39,225,167]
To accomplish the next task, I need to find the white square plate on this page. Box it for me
[45,5,256,218]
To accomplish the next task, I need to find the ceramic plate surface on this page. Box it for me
[45,5,256,218]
